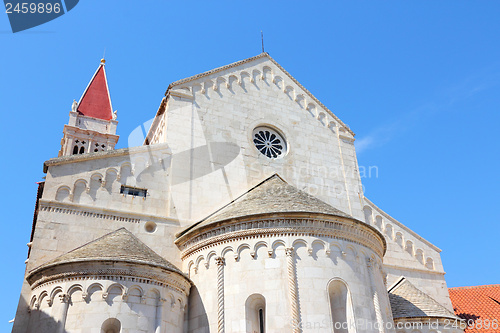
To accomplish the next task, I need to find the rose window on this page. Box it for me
[252,127,287,159]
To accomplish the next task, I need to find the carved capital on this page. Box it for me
[102,292,109,300]
[285,247,294,257]
[307,248,313,256]
[141,295,147,304]
[215,257,225,266]
[250,251,256,259]
[268,250,273,257]
[59,294,70,303]
[82,292,89,301]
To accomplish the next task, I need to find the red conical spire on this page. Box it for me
[76,59,113,121]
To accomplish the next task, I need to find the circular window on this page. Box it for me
[252,126,287,159]
[144,221,157,233]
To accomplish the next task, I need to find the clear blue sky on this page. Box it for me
[1,1,499,329]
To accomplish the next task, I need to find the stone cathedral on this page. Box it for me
[12,54,466,333]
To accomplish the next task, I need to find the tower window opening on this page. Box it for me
[73,146,79,155]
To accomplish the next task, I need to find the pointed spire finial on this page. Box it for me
[101,58,106,65]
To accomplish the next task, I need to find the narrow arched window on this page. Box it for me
[328,279,356,333]
[79,146,85,154]
[245,294,266,333]
[73,145,79,155]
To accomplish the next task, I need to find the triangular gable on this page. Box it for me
[77,61,113,121]
[165,53,354,137]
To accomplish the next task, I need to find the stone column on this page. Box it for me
[215,256,225,333]
[367,258,384,333]
[285,247,300,333]
[155,297,166,333]
[57,294,70,333]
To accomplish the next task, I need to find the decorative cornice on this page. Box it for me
[29,266,191,296]
[178,216,385,260]
[43,142,171,172]
[38,200,179,226]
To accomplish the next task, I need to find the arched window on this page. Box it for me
[245,294,266,333]
[328,279,356,333]
[101,318,121,333]
[79,146,85,154]
[73,145,79,155]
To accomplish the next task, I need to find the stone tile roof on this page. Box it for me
[449,285,500,333]
[178,174,352,237]
[32,228,182,274]
[388,277,459,320]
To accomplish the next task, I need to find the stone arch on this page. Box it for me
[89,173,102,200]
[262,65,273,78]
[295,94,306,108]
[317,111,327,125]
[273,75,284,90]
[215,77,227,91]
[328,121,336,131]
[228,75,239,90]
[292,238,308,248]
[385,224,394,240]
[206,250,218,266]
[251,69,262,83]
[55,185,71,202]
[284,86,295,100]
[306,103,317,118]
[254,241,268,258]
[49,286,63,304]
[405,240,414,256]
[416,249,424,264]
[195,255,206,271]
[128,285,144,297]
[240,71,251,86]
[29,295,37,309]
[118,162,133,184]
[106,283,125,296]
[363,206,373,224]
[72,179,88,203]
[395,232,404,247]
[221,246,235,259]
[104,168,118,193]
[236,243,251,260]
[426,257,435,270]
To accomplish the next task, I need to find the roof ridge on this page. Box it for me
[449,284,500,290]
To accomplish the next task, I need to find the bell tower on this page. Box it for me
[59,59,119,157]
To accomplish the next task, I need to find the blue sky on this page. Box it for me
[1,1,499,329]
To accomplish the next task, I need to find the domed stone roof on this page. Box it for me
[30,228,183,275]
